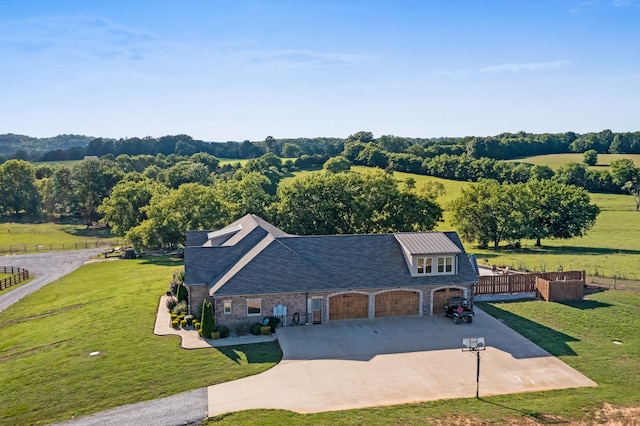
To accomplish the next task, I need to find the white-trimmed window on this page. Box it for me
[417,257,432,274]
[223,300,232,315]
[247,299,262,316]
[438,256,453,273]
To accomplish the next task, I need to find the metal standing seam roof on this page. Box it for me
[393,232,463,255]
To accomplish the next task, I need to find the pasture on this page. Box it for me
[0,221,120,255]
[0,258,281,425]
[510,153,640,170]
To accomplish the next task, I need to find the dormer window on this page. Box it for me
[417,258,432,274]
[415,256,455,275]
[438,256,453,273]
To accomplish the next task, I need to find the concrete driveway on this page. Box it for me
[207,308,596,417]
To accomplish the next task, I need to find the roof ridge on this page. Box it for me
[209,234,275,295]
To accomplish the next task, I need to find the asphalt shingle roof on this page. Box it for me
[184,215,478,297]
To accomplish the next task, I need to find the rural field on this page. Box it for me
[0,220,120,255]
[509,153,640,170]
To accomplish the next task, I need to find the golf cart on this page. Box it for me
[444,296,474,324]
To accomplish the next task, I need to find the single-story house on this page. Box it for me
[184,214,478,327]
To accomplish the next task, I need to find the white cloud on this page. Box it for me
[0,15,161,62]
[431,68,471,76]
[480,60,570,73]
[234,49,370,68]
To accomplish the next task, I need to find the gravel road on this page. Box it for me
[0,248,105,313]
[54,388,208,426]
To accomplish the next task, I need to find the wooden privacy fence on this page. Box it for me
[0,267,30,290]
[475,271,586,300]
[536,277,584,302]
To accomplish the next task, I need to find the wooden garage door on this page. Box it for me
[375,290,419,317]
[329,293,369,320]
[432,288,463,315]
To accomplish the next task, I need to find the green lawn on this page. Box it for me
[204,290,640,425]
[0,258,281,425]
[0,220,121,254]
[510,153,640,170]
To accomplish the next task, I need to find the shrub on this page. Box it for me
[180,319,187,328]
[216,325,230,338]
[177,314,185,321]
[260,326,271,335]
[211,331,220,340]
[201,300,215,340]
[165,296,178,312]
[176,282,188,303]
[198,328,203,338]
[171,319,179,328]
[193,321,200,330]
[249,322,262,335]
[172,301,188,316]
[234,321,252,336]
[184,314,194,326]
[170,313,177,320]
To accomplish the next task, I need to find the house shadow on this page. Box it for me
[216,343,282,365]
[478,302,579,357]
[559,299,612,310]
[276,308,580,362]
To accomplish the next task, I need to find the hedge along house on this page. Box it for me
[184,214,479,328]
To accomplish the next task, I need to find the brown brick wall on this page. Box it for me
[186,284,212,318]
[211,283,475,327]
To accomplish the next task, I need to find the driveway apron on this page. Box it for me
[207,309,596,417]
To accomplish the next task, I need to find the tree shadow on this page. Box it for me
[138,256,184,267]
[479,398,570,424]
[479,245,640,256]
[64,226,114,239]
[216,342,282,364]
[477,302,579,357]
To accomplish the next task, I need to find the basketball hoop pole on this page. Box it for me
[475,349,480,399]
[462,337,485,399]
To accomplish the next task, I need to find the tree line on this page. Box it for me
[3,128,640,164]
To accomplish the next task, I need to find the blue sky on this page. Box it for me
[1,0,639,142]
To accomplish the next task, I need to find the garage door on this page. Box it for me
[329,293,369,320]
[375,290,419,317]
[432,287,463,315]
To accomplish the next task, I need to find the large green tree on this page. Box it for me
[97,174,168,236]
[451,179,600,248]
[126,183,231,249]
[0,159,41,216]
[610,158,640,210]
[521,180,600,246]
[273,170,442,235]
[71,159,123,225]
[450,180,524,248]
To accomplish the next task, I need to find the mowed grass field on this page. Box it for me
[283,166,640,283]
[0,258,281,425]
[204,290,640,425]
[510,153,640,170]
[0,221,120,254]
